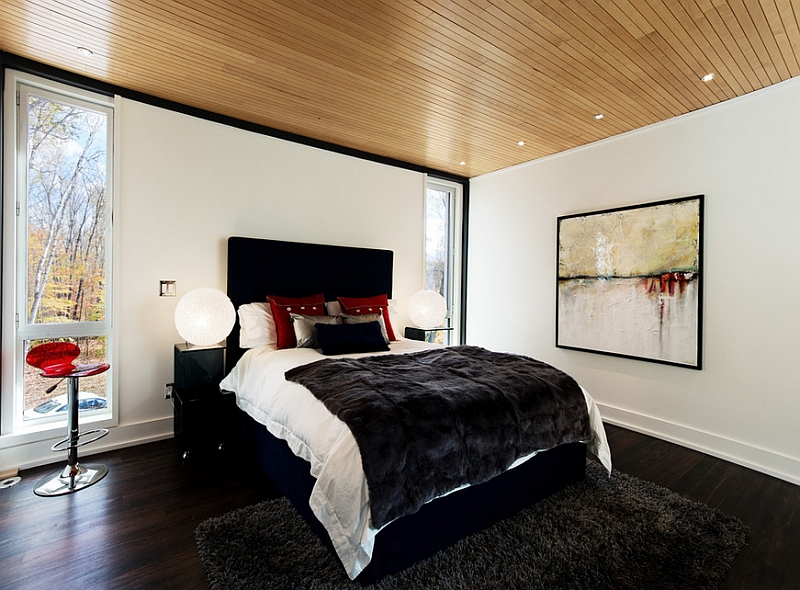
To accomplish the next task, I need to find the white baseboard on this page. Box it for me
[598,403,800,486]
[8,406,799,488]
[1,417,174,473]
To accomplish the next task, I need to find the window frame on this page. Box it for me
[424,176,464,345]
[1,69,117,441]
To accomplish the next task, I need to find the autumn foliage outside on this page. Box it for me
[23,93,108,413]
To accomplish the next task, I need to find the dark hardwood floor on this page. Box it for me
[0,424,797,589]
[605,425,799,589]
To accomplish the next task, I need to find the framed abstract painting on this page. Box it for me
[556,195,703,369]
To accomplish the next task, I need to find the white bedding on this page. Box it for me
[220,341,612,580]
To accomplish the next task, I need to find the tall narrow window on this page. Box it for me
[2,72,114,434]
[424,178,463,345]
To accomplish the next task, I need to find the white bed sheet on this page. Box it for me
[220,341,612,580]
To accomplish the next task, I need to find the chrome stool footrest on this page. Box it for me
[51,428,109,452]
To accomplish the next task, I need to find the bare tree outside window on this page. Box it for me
[26,95,107,326]
[424,183,461,345]
[425,187,450,300]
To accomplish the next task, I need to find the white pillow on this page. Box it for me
[237,302,277,348]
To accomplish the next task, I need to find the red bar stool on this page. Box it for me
[26,342,110,497]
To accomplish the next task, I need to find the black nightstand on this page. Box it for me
[404,326,454,342]
[173,384,237,460]
[172,343,235,459]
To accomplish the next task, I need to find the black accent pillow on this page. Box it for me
[315,321,390,356]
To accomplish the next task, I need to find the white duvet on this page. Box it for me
[220,341,612,580]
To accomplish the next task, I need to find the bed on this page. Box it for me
[221,236,611,583]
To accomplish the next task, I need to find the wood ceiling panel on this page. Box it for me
[1,0,798,177]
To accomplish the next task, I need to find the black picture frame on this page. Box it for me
[556,195,704,369]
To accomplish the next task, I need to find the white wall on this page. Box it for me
[468,78,800,484]
[3,97,426,470]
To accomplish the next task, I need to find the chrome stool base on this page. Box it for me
[33,462,108,497]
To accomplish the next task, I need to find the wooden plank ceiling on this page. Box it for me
[1,0,798,177]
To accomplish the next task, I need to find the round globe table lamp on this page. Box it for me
[26,341,110,497]
[408,290,448,329]
[174,287,235,347]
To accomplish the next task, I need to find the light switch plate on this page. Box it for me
[160,280,176,297]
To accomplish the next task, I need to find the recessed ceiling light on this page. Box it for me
[459,161,466,166]
[702,73,715,82]
[594,113,605,120]
[517,141,525,146]
[77,46,94,56]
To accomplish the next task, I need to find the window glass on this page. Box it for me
[22,336,108,421]
[25,93,108,326]
[425,186,451,299]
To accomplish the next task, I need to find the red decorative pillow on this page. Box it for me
[267,294,326,349]
[337,294,397,341]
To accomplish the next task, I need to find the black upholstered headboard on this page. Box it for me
[226,236,394,372]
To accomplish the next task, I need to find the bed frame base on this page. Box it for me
[238,409,586,583]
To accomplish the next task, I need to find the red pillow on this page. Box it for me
[337,294,397,341]
[267,294,325,349]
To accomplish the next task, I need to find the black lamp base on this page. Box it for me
[174,343,225,389]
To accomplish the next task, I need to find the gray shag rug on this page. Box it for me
[195,461,748,590]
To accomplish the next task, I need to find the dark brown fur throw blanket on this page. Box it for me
[286,345,591,528]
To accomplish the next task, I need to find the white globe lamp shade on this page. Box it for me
[174,288,235,347]
[408,290,447,329]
